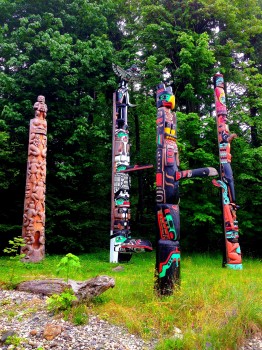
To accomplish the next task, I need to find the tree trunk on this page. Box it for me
[16,275,115,303]
[250,106,260,147]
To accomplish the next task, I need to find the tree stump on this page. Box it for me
[16,275,115,302]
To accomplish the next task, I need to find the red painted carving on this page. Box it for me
[22,95,47,262]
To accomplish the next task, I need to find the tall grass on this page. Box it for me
[0,251,261,349]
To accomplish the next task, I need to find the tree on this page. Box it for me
[0,0,118,253]
[0,0,261,256]
[119,0,262,255]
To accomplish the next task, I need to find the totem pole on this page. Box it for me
[155,83,218,295]
[21,95,47,262]
[212,73,242,270]
[110,64,153,263]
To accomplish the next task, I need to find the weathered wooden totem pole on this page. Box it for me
[212,73,242,270]
[155,83,218,295]
[21,95,47,262]
[110,64,153,263]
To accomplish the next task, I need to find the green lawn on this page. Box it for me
[0,251,261,350]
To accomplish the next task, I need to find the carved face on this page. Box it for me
[215,76,224,88]
[157,86,175,110]
[37,95,45,103]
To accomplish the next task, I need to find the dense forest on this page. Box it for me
[0,0,261,257]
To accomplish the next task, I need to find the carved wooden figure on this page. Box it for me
[155,83,218,296]
[22,95,47,262]
[212,73,242,269]
[110,64,153,263]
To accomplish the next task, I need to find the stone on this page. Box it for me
[172,326,183,340]
[43,323,62,341]
[112,265,124,272]
[0,330,16,343]
[29,329,38,336]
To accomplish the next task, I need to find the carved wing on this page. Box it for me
[112,64,127,79]
[112,63,140,82]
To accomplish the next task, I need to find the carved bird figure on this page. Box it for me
[112,63,140,82]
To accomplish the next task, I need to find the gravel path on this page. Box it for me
[239,334,262,350]
[0,289,261,350]
[0,289,157,350]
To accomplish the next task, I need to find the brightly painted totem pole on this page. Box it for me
[21,95,47,262]
[155,83,218,295]
[212,73,242,270]
[110,64,153,263]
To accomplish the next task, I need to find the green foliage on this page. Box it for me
[155,338,184,350]
[64,303,89,326]
[3,236,26,257]
[3,236,26,287]
[56,253,81,283]
[5,334,26,347]
[46,288,77,313]
[0,0,261,257]
[0,0,115,254]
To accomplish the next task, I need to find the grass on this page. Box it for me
[0,251,261,349]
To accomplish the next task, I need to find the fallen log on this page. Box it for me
[16,275,115,302]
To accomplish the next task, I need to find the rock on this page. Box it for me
[50,341,60,347]
[112,266,124,272]
[172,326,183,340]
[0,330,16,343]
[43,323,62,340]
[29,329,38,336]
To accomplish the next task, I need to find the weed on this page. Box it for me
[7,310,16,320]
[56,253,81,283]
[69,304,89,325]
[54,298,90,325]
[5,334,27,347]
[46,289,89,325]
[3,236,26,287]
[46,288,77,313]
[155,337,184,350]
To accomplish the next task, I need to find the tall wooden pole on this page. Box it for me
[21,95,47,262]
[110,64,153,263]
[155,83,218,295]
[155,83,181,295]
[212,73,242,269]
